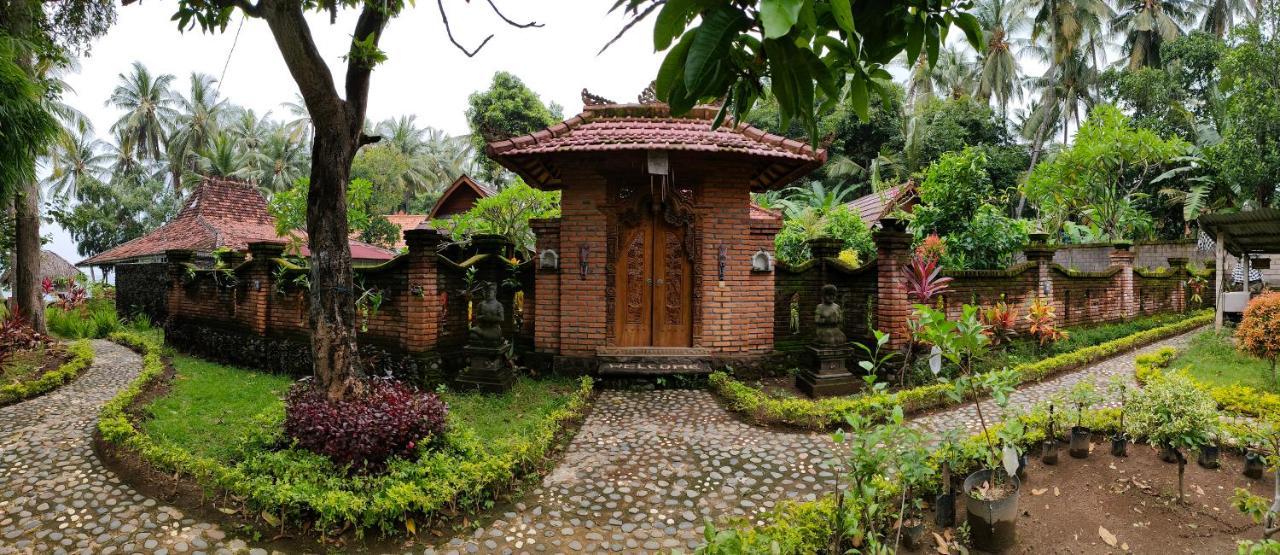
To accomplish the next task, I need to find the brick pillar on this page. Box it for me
[246,242,285,336]
[404,228,445,354]
[1168,257,1189,312]
[1110,242,1137,320]
[808,236,844,286]
[1024,231,1056,320]
[530,218,562,356]
[164,250,196,329]
[874,218,913,349]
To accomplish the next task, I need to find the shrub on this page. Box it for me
[0,307,49,365]
[0,340,93,406]
[1128,371,1219,503]
[775,205,874,266]
[1237,292,1280,385]
[284,378,448,470]
[46,299,120,339]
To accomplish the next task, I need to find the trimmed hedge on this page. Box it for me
[713,311,1214,430]
[99,331,594,535]
[0,340,94,406]
[1136,345,1280,422]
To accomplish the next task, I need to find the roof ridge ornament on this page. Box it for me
[638,81,658,104]
[581,88,615,107]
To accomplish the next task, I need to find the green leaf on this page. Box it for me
[760,0,805,39]
[925,21,941,67]
[653,0,697,51]
[684,6,745,96]
[956,12,983,50]
[829,0,855,34]
[655,31,695,99]
[905,16,924,65]
[848,75,869,121]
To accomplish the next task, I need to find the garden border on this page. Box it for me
[96,331,595,536]
[712,311,1214,430]
[0,339,94,406]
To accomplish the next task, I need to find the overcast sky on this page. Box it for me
[51,0,663,268]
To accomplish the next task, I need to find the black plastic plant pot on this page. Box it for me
[1245,451,1266,480]
[1069,426,1091,458]
[1016,453,1030,480]
[903,519,927,551]
[1110,434,1128,457]
[1160,444,1179,464]
[935,492,957,527]
[1041,440,1059,465]
[964,469,1021,553]
[1197,444,1220,469]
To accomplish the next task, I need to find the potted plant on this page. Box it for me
[933,427,963,527]
[1066,380,1102,458]
[833,407,933,553]
[895,426,935,551]
[1198,432,1221,469]
[1246,448,1267,480]
[917,305,1022,552]
[1042,402,1060,465]
[1107,375,1131,457]
[1230,421,1280,545]
[1128,372,1219,504]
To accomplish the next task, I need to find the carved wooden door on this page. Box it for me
[615,204,693,347]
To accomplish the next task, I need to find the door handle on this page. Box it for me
[655,279,665,286]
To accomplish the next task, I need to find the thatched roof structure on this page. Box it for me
[1,250,82,285]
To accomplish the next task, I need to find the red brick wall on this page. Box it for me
[696,175,775,354]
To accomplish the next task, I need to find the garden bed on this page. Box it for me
[96,331,594,545]
[0,339,93,406]
[714,310,1213,430]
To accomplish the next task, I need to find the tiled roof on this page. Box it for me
[847,182,917,226]
[80,177,394,265]
[487,103,826,190]
[750,203,781,222]
[427,174,495,220]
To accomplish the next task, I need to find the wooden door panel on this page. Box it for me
[615,221,652,346]
[652,221,693,347]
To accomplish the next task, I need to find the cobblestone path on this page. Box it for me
[428,390,843,554]
[0,340,256,555]
[909,329,1201,436]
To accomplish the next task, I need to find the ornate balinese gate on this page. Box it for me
[614,195,694,347]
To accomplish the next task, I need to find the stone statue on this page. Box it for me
[468,282,506,347]
[813,284,846,347]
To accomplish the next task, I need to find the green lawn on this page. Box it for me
[1173,328,1278,393]
[142,351,582,464]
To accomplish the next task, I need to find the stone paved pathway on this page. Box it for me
[0,340,257,555]
[909,329,1201,436]
[427,390,843,554]
[0,329,1205,555]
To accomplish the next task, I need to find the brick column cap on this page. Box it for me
[1167,257,1189,268]
[807,236,844,259]
[247,241,287,260]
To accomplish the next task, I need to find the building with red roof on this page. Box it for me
[487,89,824,374]
[79,177,395,269]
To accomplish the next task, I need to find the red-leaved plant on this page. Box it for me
[1026,297,1067,347]
[0,306,49,367]
[915,233,947,263]
[902,253,953,304]
[981,302,1019,346]
[284,378,448,471]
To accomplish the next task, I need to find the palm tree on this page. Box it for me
[1023,49,1098,144]
[975,0,1024,120]
[280,93,312,144]
[44,130,112,200]
[106,61,177,161]
[376,115,429,157]
[168,72,227,192]
[1019,0,1112,65]
[932,47,978,98]
[1112,0,1194,69]
[778,181,859,218]
[1201,0,1254,37]
[194,133,253,181]
[255,129,308,193]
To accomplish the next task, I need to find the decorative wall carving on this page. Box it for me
[664,230,684,325]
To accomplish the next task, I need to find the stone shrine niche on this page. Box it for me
[752,250,774,273]
[539,249,559,270]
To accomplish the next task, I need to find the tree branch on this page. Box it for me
[259,0,344,124]
[484,0,542,28]
[599,0,662,55]
[437,0,494,57]
[344,1,389,120]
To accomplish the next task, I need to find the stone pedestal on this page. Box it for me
[457,343,514,393]
[796,345,860,398]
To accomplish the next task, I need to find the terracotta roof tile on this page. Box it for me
[80,177,394,265]
[846,182,918,226]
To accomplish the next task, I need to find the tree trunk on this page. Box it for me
[306,124,365,400]
[14,183,44,332]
